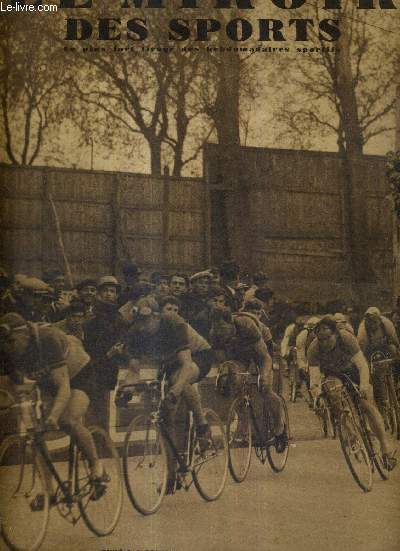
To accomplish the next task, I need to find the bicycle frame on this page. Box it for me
[3,387,87,516]
[33,433,80,508]
[323,374,385,472]
[231,372,276,450]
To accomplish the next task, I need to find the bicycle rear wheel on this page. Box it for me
[123,414,168,515]
[0,436,50,551]
[227,396,252,483]
[192,408,228,501]
[338,410,373,492]
[266,397,290,473]
[77,425,123,535]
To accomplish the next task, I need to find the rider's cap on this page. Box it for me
[0,313,28,337]
[97,275,121,291]
[364,306,381,318]
[305,316,321,328]
[333,313,347,323]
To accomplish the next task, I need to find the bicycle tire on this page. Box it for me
[360,421,389,481]
[227,396,252,483]
[316,396,335,439]
[192,408,228,501]
[387,375,400,440]
[77,425,123,535]
[266,396,290,473]
[338,410,373,492]
[0,436,50,551]
[123,414,168,515]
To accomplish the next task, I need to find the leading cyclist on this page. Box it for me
[0,312,105,491]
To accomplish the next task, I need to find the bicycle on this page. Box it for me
[323,374,389,493]
[308,383,337,439]
[118,374,228,516]
[223,365,290,483]
[0,386,123,551]
[370,353,400,440]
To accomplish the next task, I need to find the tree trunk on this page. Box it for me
[335,10,375,307]
[212,40,253,270]
[149,137,162,176]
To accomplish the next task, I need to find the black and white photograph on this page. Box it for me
[0,1,399,550]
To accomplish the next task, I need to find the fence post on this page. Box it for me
[162,177,170,270]
[111,176,121,275]
[41,173,50,276]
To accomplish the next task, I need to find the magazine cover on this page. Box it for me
[0,1,399,550]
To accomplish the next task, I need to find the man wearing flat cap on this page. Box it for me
[181,271,211,324]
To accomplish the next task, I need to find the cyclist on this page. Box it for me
[0,312,105,497]
[296,316,320,399]
[357,307,400,361]
[357,307,400,423]
[224,306,287,452]
[281,314,307,398]
[123,297,213,458]
[307,315,397,470]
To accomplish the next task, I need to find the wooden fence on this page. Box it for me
[0,165,210,281]
[204,144,393,306]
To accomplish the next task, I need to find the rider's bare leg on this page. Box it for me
[61,389,103,479]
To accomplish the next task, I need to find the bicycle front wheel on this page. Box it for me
[316,396,335,439]
[227,396,252,483]
[338,410,373,492]
[77,426,123,536]
[387,376,399,439]
[0,436,50,551]
[360,421,389,481]
[266,397,290,473]
[192,408,228,501]
[123,414,168,515]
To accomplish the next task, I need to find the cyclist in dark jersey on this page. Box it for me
[307,316,397,470]
[123,297,213,448]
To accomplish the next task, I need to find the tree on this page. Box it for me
[271,3,398,304]
[273,4,397,153]
[0,15,70,165]
[58,3,218,177]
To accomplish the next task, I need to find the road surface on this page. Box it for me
[1,397,399,551]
